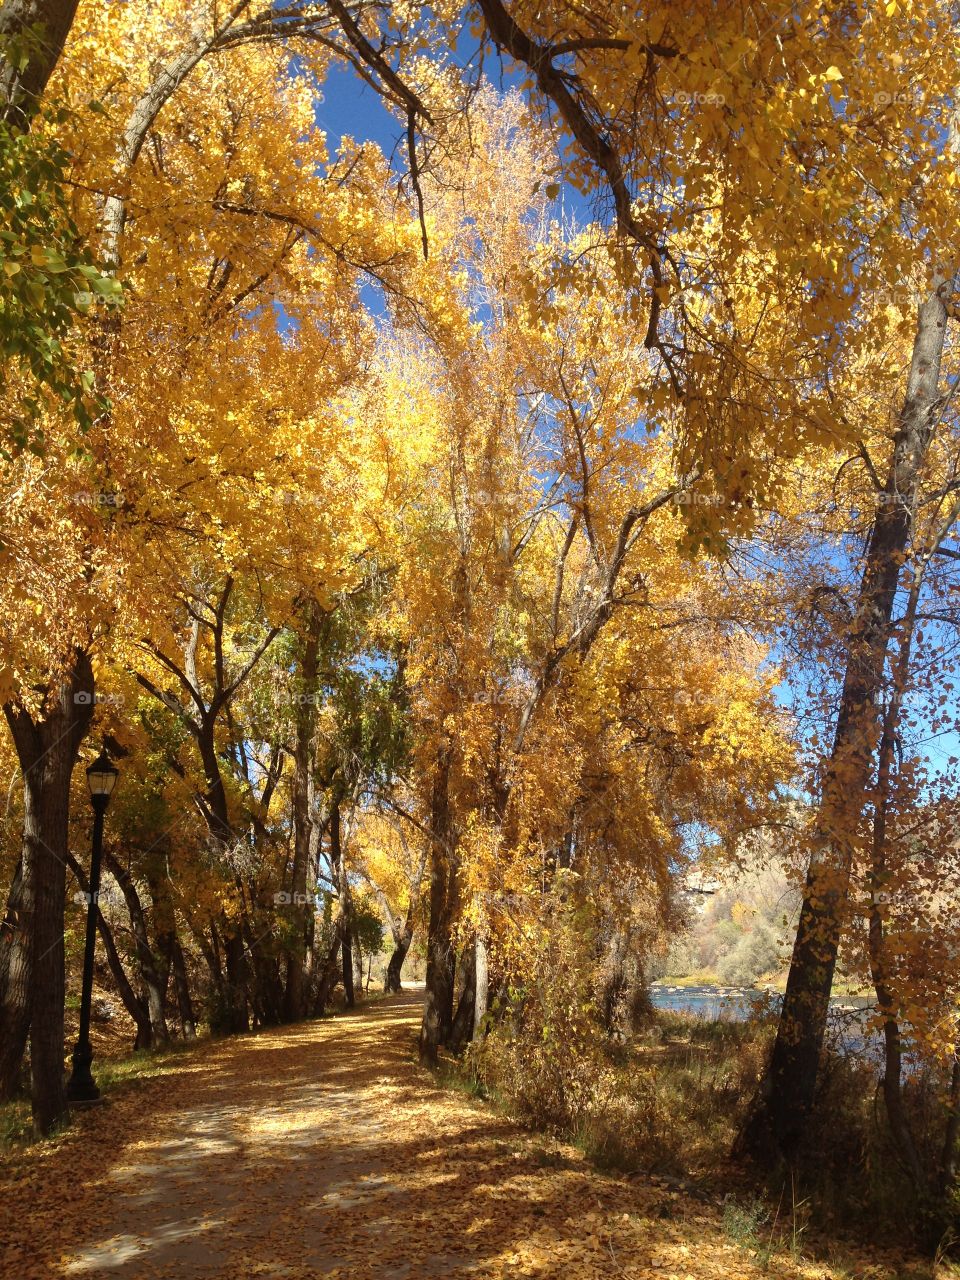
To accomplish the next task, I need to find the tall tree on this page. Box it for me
[742,280,956,1159]
[2,651,93,1131]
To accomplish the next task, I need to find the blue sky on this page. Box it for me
[315,60,404,162]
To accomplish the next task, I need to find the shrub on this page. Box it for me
[471,903,604,1130]
[715,921,780,986]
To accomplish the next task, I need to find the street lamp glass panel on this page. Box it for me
[86,752,119,799]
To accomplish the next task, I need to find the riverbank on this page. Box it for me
[651,973,875,997]
[466,994,957,1262]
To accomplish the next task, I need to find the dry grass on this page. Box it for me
[470,1004,960,1258]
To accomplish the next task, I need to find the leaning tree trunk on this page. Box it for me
[741,278,953,1161]
[65,847,152,1050]
[374,846,425,994]
[4,648,94,1134]
[103,849,170,1047]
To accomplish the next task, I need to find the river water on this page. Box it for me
[649,983,879,1057]
[649,983,773,1019]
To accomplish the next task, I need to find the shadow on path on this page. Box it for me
[0,991,888,1279]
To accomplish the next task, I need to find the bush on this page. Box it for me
[473,970,776,1177]
[468,957,960,1249]
[716,922,780,986]
[471,906,604,1130]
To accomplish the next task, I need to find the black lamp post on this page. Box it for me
[66,749,119,1105]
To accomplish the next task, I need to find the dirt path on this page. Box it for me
[0,992,914,1279]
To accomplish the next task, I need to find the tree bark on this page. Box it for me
[473,935,489,1037]
[220,926,248,1033]
[940,1056,960,1200]
[195,713,247,1034]
[185,908,222,999]
[351,925,363,1000]
[0,0,79,125]
[64,847,152,1049]
[167,934,196,1039]
[4,647,94,1134]
[330,797,354,1009]
[283,603,321,1021]
[448,940,476,1054]
[741,278,953,1160]
[866,567,925,1186]
[0,858,31,1097]
[419,755,457,1064]
[102,848,170,1047]
[312,908,346,1016]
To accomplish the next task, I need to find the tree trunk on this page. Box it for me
[0,859,31,1098]
[185,908,222,997]
[193,718,248,1034]
[351,927,363,1000]
[866,568,924,1186]
[283,603,321,1022]
[65,847,152,1049]
[103,849,169,1047]
[741,278,953,1160]
[145,860,178,1037]
[940,1056,960,1200]
[371,865,423,995]
[239,882,282,1028]
[340,916,354,1008]
[384,919,412,993]
[4,647,94,1134]
[0,0,80,125]
[221,925,248,1033]
[419,756,457,1064]
[135,588,281,1036]
[448,940,476,1054]
[330,798,354,1009]
[473,935,489,1037]
[312,909,346,1016]
[167,934,196,1039]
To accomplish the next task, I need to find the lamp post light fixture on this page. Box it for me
[66,748,119,1105]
